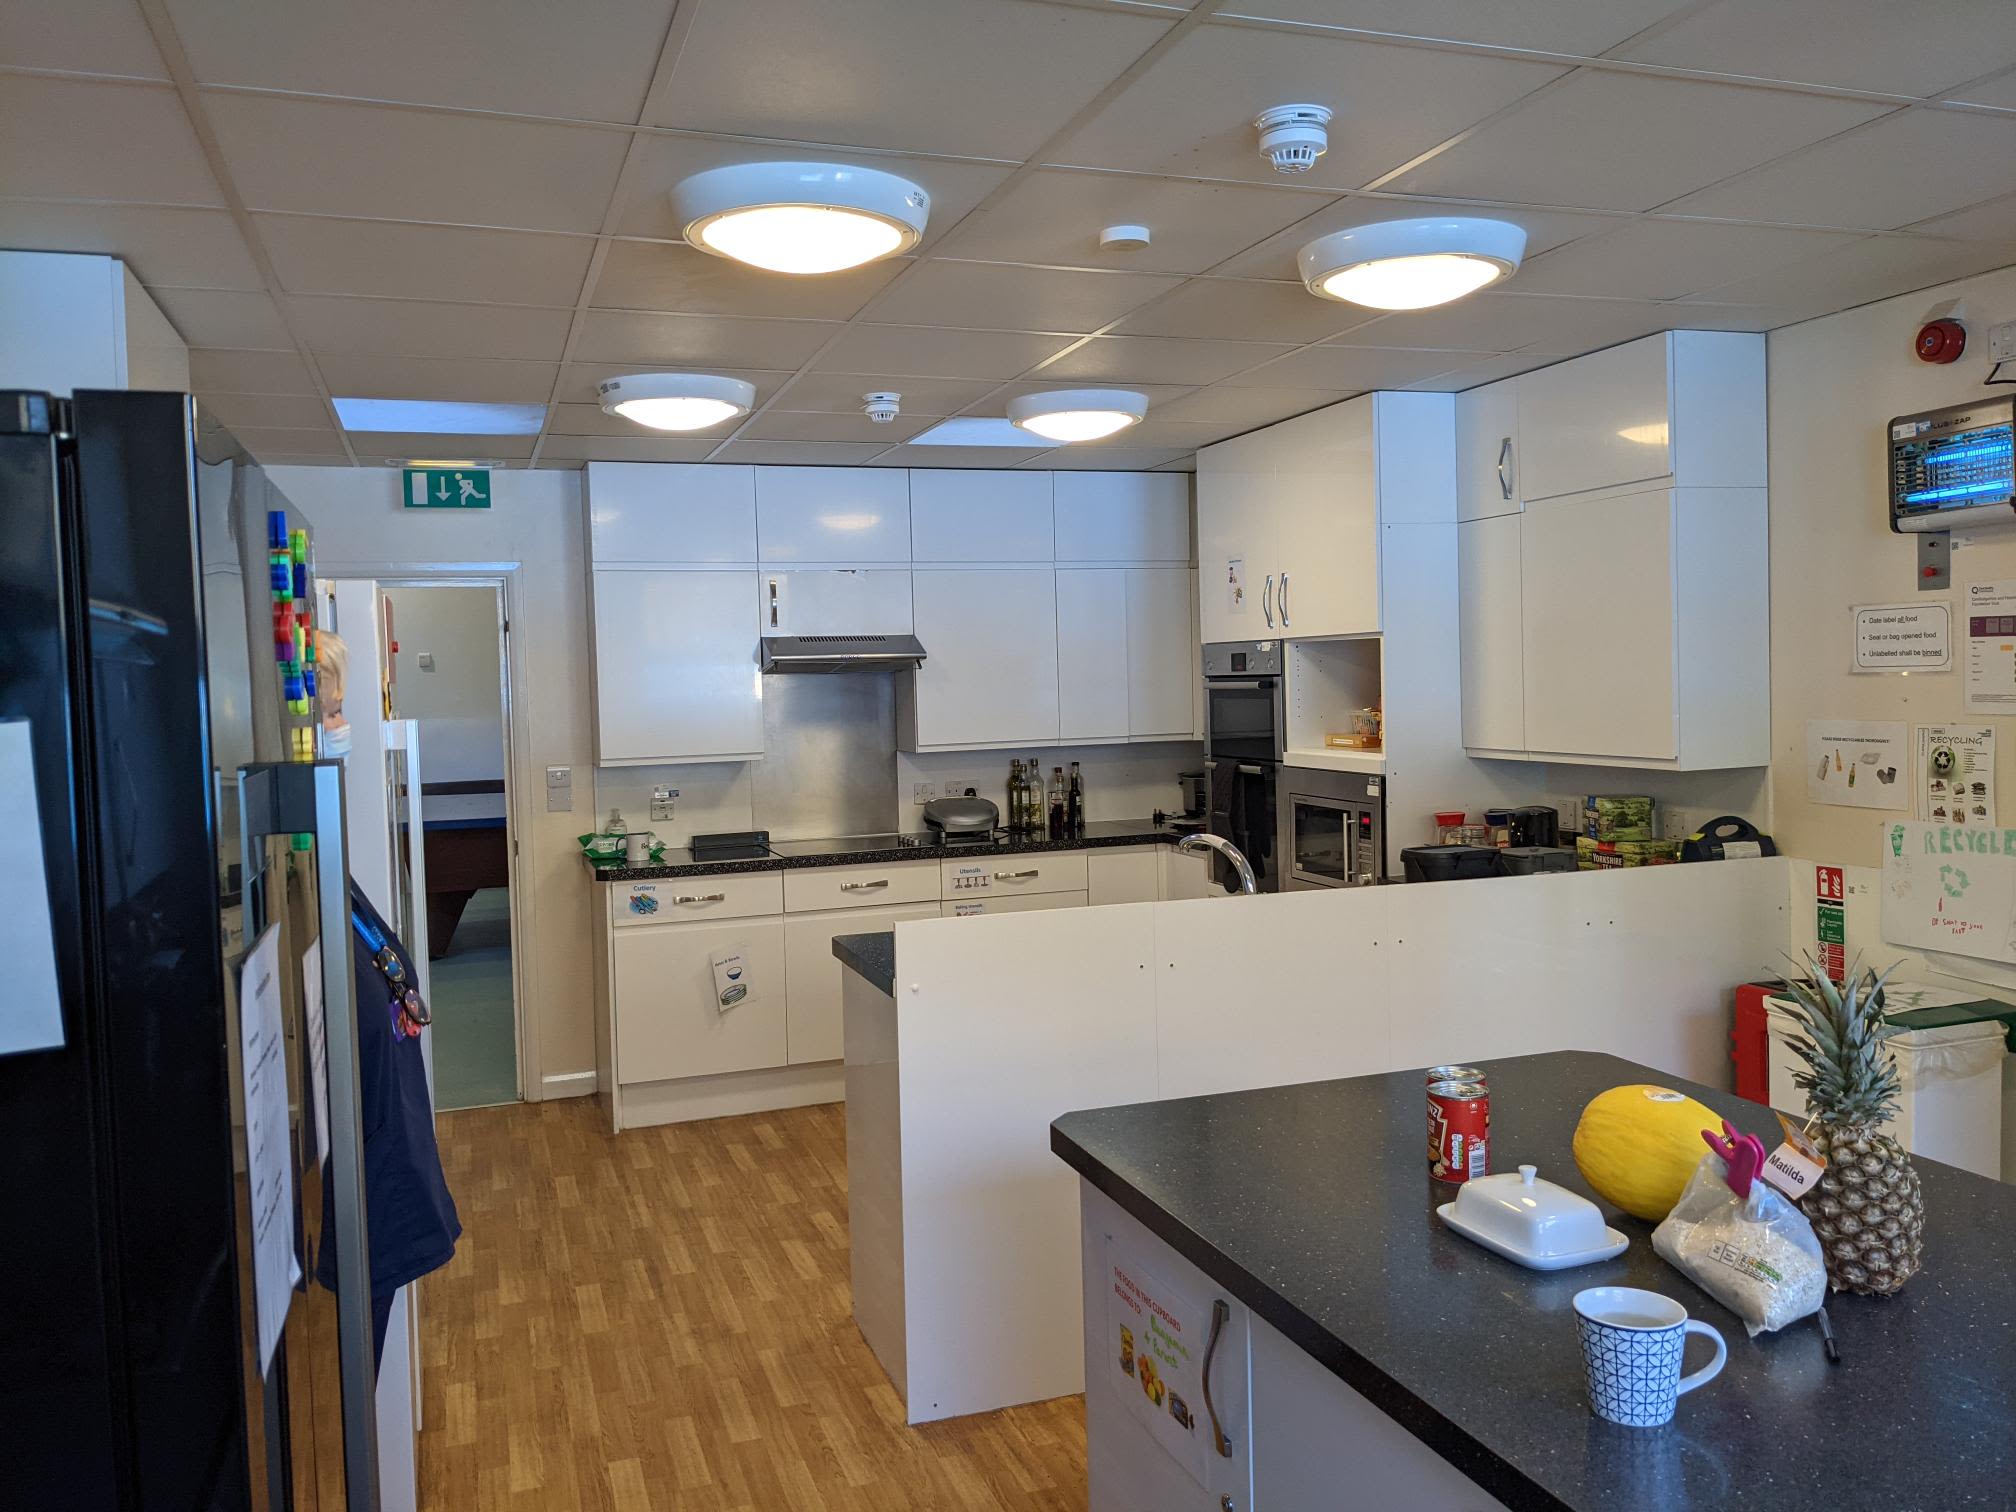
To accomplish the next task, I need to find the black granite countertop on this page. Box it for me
[589,817,1198,881]
[830,932,895,996]
[1052,1050,2016,1512]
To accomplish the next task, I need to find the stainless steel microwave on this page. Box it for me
[1278,764,1385,889]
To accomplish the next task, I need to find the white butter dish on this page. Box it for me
[1436,1164,1629,1271]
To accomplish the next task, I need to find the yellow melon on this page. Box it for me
[1571,1084,1718,1222]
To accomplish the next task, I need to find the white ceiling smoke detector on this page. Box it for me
[1298,217,1527,310]
[598,373,756,432]
[1254,104,1333,174]
[863,391,902,424]
[1099,224,1152,252]
[1006,388,1149,444]
[670,161,929,275]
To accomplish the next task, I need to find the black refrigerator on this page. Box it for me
[0,389,378,1510]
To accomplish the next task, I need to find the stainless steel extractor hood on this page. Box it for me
[760,634,927,673]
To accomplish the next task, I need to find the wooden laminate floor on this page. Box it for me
[419,1098,1088,1511]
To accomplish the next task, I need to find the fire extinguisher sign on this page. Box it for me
[1815,865,1846,982]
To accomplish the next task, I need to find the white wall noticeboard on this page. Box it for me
[1853,602,1950,672]
[1880,819,2016,965]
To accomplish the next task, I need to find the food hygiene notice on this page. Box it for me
[1853,602,1950,672]
[1916,724,1996,828]
[239,923,301,1375]
[1963,580,2016,714]
[1105,1237,1211,1482]
[1806,719,1908,811]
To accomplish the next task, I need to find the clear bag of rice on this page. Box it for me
[1652,1152,1827,1337]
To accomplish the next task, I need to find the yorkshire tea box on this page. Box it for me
[1576,836,1681,869]
[1583,794,1655,842]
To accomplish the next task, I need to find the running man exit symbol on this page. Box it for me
[403,467,492,509]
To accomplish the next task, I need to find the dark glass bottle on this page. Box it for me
[1067,760,1084,835]
[1048,766,1066,838]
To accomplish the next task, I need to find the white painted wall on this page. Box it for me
[388,585,505,822]
[269,465,594,1098]
[0,250,188,395]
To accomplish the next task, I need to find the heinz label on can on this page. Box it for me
[1428,1079,1489,1183]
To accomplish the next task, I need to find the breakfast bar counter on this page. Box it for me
[1051,1050,2016,1512]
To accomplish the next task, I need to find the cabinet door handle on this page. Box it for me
[839,879,890,892]
[993,868,1039,880]
[1278,570,1289,628]
[1497,435,1514,500]
[673,892,726,904]
[1203,1298,1234,1458]
[1261,574,1274,628]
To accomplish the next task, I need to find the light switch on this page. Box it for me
[417,651,435,672]
[546,765,572,788]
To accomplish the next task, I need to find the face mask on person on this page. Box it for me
[321,722,353,759]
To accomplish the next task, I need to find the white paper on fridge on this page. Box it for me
[0,721,65,1057]
[238,922,302,1376]
[1963,580,2016,715]
[1805,718,1907,811]
[710,949,750,1012]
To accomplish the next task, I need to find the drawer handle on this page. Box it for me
[839,879,890,892]
[994,868,1040,880]
[673,892,726,904]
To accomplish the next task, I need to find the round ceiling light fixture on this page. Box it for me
[1297,217,1527,310]
[1006,388,1149,444]
[598,373,756,432]
[670,161,930,275]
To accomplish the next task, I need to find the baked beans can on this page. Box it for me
[1427,1079,1490,1183]
[1424,1065,1485,1086]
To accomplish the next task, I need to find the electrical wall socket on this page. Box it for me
[912,781,935,805]
[650,786,679,822]
[1991,320,2016,363]
[945,775,980,799]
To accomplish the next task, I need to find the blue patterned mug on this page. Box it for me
[1573,1287,1726,1427]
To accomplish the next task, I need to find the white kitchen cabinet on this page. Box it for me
[757,568,913,636]
[1196,429,1275,645]
[612,916,787,1084]
[1087,847,1159,906]
[1157,844,1214,901]
[1270,401,1379,638]
[1054,472,1191,563]
[1455,377,1521,521]
[1126,568,1197,740]
[910,469,1054,562]
[755,466,911,562]
[586,461,756,565]
[1057,569,1130,743]
[942,890,1088,918]
[901,568,1059,750]
[591,568,762,764]
[1457,514,1525,752]
[783,900,939,1065]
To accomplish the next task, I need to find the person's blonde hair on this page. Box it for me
[317,628,349,711]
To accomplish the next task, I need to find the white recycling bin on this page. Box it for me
[1766,985,2009,1180]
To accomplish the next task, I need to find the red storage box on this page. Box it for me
[1731,980,1783,1105]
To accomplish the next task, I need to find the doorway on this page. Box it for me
[383,582,520,1110]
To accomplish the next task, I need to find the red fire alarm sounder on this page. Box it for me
[1915,317,1967,364]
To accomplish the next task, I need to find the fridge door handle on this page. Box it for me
[1203,1297,1235,1458]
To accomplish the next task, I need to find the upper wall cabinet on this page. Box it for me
[587,462,756,565]
[592,568,763,765]
[1455,379,1521,522]
[901,569,1060,750]
[759,569,914,637]
[910,470,1053,562]
[1053,473,1191,563]
[755,467,911,563]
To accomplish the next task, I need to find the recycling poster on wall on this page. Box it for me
[1805,719,1907,810]
[1915,724,1996,828]
[1104,1239,1209,1482]
[1880,819,2016,966]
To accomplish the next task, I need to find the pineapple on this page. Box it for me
[1778,956,1924,1296]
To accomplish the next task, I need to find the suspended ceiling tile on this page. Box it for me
[651,0,1173,159]
[769,371,1003,416]
[808,325,1079,380]
[1660,109,2016,231]
[223,423,349,455]
[710,440,899,465]
[1033,445,1194,470]
[255,215,595,305]
[1153,384,1355,425]
[614,136,1011,249]
[1331,292,1677,353]
[552,364,794,407]
[873,262,1185,333]
[1112,276,1378,343]
[163,0,673,122]
[1383,71,1891,213]
[1906,191,2016,242]
[189,347,318,394]
[1221,0,1694,55]
[740,411,932,443]
[572,310,837,368]
[1210,193,1619,280]
[195,391,333,430]
[1224,343,1492,389]
[246,452,357,467]
[534,458,587,469]
[314,353,559,404]
[873,444,1053,468]
[1612,0,2016,98]
[1679,234,2016,316]
[1950,69,2016,107]
[1398,348,1577,390]
[1036,334,1296,384]
[0,200,264,289]
[150,287,293,348]
[1510,219,1863,301]
[0,77,221,205]
[538,434,720,463]
[933,168,1329,276]
[0,0,170,78]
[1648,302,1808,332]
[341,431,537,462]
[591,239,905,321]
[284,296,574,361]
[204,93,628,234]
[1052,25,1566,189]
[1070,418,1244,450]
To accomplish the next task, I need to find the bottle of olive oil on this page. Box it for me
[1048,766,1066,838]
[1007,760,1025,833]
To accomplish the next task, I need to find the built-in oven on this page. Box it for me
[1278,764,1385,890]
[1202,641,1285,892]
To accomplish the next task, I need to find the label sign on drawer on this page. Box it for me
[710,948,749,1011]
[953,901,985,917]
[949,863,991,893]
[625,883,661,917]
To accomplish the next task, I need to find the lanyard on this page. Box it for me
[350,904,431,1038]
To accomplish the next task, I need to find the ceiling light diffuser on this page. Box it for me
[598,373,756,432]
[332,398,545,435]
[670,162,930,275]
[1297,218,1526,310]
[1006,389,1149,444]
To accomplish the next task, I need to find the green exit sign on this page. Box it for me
[404,467,491,509]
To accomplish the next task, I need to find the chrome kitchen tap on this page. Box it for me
[1177,832,1257,896]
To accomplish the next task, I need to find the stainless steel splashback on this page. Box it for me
[750,673,898,840]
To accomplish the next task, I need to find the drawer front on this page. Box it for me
[940,851,1089,899]
[610,871,783,926]
[613,918,786,1083]
[942,889,1088,918]
[784,859,939,913]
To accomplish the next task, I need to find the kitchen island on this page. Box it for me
[1052,1050,2016,1511]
